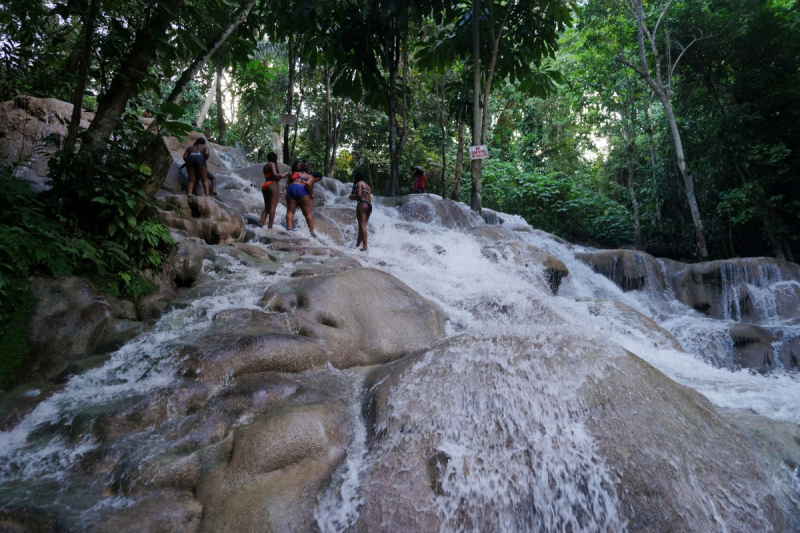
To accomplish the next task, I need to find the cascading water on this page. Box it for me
[1,175,799,531]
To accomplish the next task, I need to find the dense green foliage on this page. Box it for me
[481,161,634,244]
[2,0,799,297]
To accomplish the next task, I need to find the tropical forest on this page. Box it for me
[1,0,800,530]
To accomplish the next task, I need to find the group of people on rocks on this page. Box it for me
[183,137,431,252]
[257,153,373,250]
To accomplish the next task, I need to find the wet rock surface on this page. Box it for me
[729,323,777,373]
[8,155,800,532]
[20,277,138,384]
[357,334,786,533]
[576,249,667,292]
[156,195,245,245]
[258,268,446,367]
[666,257,800,322]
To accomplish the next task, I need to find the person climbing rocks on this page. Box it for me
[411,166,427,194]
[260,152,290,228]
[349,171,373,251]
[285,163,323,235]
[186,169,217,196]
[184,137,211,197]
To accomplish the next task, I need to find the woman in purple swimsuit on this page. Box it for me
[285,164,322,235]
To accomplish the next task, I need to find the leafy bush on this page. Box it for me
[482,160,635,246]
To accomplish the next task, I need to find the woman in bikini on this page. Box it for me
[259,152,289,228]
[285,163,322,235]
[349,171,372,250]
[183,137,210,197]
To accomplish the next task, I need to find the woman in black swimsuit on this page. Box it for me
[183,138,210,197]
[349,171,372,250]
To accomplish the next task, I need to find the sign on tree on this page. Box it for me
[469,145,489,160]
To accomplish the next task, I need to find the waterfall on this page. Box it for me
[1,179,799,531]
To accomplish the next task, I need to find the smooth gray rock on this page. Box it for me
[21,277,138,384]
[729,323,776,373]
[258,268,446,368]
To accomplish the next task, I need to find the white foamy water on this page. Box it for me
[2,178,800,531]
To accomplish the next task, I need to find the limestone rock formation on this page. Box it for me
[0,96,94,190]
[665,257,800,322]
[258,268,446,367]
[20,277,139,383]
[729,323,777,373]
[468,226,569,294]
[380,194,483,229]
[356,334,786,533]
[576,249,667,292]
[156,195,245,245]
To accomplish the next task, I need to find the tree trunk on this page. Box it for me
[643,97,661,233]
[661,98,707,257]
[470,0,482,213]
[134,135,174,215]
[626,144,642,250]
[81,0,186,150]
[290,78,304,161]
[616,0,707,258]
[64,0,98,152]
[215,57,226,145]
[330,97,345,179]
[196,71,218,127]
[438,76,447,198]
[452,119,465,201]
[166,0,255,105]
[324,66,333,176]
[480,0,513,144]
[283,36,300,163]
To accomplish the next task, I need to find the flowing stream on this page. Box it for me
[1,177,799,530]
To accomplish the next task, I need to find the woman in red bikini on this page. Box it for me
[259,152,290,228]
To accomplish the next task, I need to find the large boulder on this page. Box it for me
[729,323,777,373]
[665,257,800,323]
[467,226,569,294]
[575,249,667,292]
[214,144,249,170]
[396,195,483,229]
[19,277,139,384]
[313,205,357,246]
[354,334,786,532]
[232,162,291,189]
[170,308,330,381]
[583,299,684,351]
[259,268,446,367]
[0,96,94,190]
[156,195,245,245]
[777,334,800,371]
[482,241,569,294]
[196,403,349,532]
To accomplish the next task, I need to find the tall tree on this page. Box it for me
[418,0,573,211]
[216,55,227,144]
[328,0,446,195]
[615,0,709,257]
[471,0,483,211]
[81,0,186,150]
[165,0,257,105]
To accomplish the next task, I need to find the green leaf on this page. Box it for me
[160,102,186,118]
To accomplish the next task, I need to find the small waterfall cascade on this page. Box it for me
[0,179,798,531]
